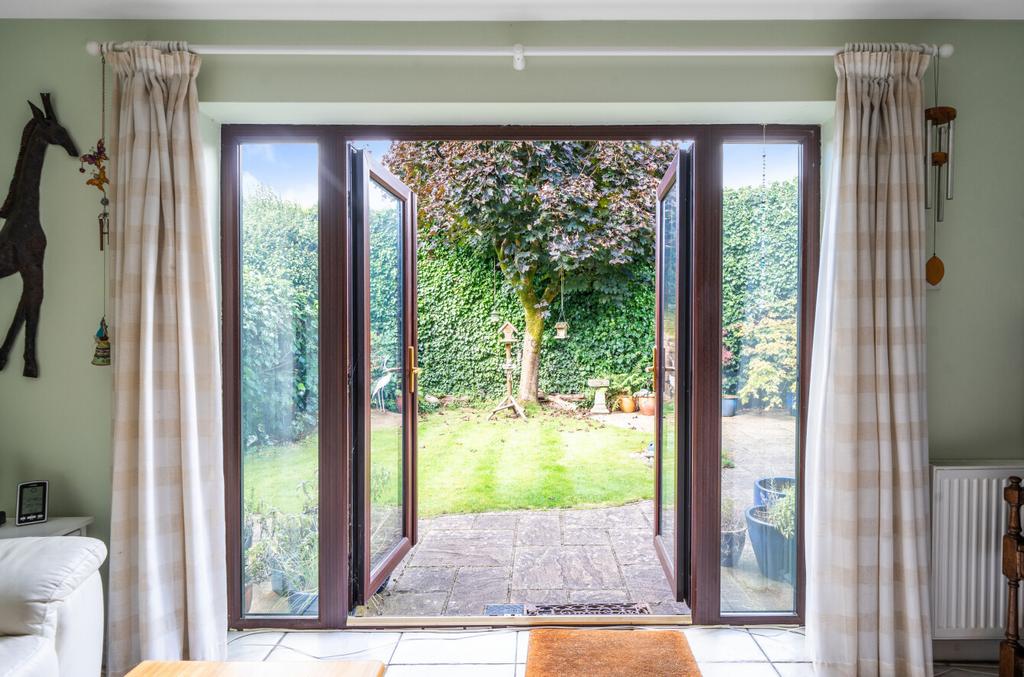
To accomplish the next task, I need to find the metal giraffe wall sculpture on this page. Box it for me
[0,94,79,377]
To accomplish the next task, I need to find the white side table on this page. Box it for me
[0,516,94,539]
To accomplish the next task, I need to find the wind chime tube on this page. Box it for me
[936,125,946,223]
[925,118,933,210]
[946,118,955,200]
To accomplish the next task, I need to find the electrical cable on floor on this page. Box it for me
[933,665,999,677]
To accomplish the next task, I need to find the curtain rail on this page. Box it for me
[85,41,954,71]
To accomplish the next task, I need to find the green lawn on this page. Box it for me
[243,407,654,517]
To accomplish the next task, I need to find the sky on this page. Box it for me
[240,139,800,209]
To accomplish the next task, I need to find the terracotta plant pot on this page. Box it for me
[637,395,656,416]
[619,395,637,413]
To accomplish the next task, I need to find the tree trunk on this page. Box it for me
[519,296,544,402]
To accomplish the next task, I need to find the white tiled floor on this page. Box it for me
[227,626,998,675]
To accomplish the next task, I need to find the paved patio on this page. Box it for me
[361,410,798,617]
[598,410,798,613]
[363,501,690,617]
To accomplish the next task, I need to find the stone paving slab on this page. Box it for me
[410,529,515,567]
[515,513,560,546]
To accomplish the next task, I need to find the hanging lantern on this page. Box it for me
[553,272,569,340]
[91,318,110,366]
[489,309,501,324]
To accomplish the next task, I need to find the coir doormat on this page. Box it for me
[525,628,701,677]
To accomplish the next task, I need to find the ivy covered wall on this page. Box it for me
[417,245,656,399]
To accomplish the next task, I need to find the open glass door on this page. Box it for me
[653,145,693,605]
[351,148,419,606]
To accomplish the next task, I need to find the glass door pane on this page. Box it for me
[368,177,405,573]
[239,142,320,616]
[658,174,679,562]
[352,149,419,605]
[653,145,692,604]
[719,142,801,614]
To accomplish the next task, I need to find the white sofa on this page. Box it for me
[0,537,107,677]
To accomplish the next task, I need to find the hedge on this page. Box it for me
[239,179,799,448]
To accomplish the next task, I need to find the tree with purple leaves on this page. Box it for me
[387,140,675,402]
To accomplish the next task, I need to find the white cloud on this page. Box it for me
[241,170,318,208]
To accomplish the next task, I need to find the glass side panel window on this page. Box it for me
[240,142,320,616]
[719,142,801,615]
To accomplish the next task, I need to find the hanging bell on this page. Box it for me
[91,317,111,366]
[554,321,569,340]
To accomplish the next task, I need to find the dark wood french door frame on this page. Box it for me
[350,149,420,605]
[692,126,820,625]
[221,123,820,629]
[222,126,349,629]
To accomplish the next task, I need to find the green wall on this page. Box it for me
[0,19,1022,555]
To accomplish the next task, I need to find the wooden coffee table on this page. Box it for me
[126,661,385,676]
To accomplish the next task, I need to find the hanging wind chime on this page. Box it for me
[79,55,111,365]
[925,53,957,286]
[554,272,569,340]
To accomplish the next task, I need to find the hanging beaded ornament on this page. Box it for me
[80,55,111,365]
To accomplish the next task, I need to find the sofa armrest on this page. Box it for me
[0,537,107,638]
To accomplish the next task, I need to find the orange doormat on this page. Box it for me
[525,628,701,677]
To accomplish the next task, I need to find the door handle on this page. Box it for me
[408,346,422,393]
[646,345,657,393]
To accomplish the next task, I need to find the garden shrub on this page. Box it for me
[241,186,319,449]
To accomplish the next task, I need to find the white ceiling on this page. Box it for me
[2,0,1022,21]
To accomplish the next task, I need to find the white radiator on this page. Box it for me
[930,461,1024,640]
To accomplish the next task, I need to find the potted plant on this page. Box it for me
[745,485,796,582]
[720,497,746,567]
[250,479,320,614]
[607,373,632,413]
[242,501,271,613]
[636,389,656,416]
[610,371,645,413]
[721,333,740,417]
[754,476,796,508]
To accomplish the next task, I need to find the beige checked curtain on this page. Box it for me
[105,43,226,676]
[805,43,934,676]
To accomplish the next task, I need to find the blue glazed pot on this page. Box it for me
[784,391,797,416]
[745,505,795,583]
[754,476,796,508]
[721,396,739,417]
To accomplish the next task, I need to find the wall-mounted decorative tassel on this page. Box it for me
[91,317,110,366]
